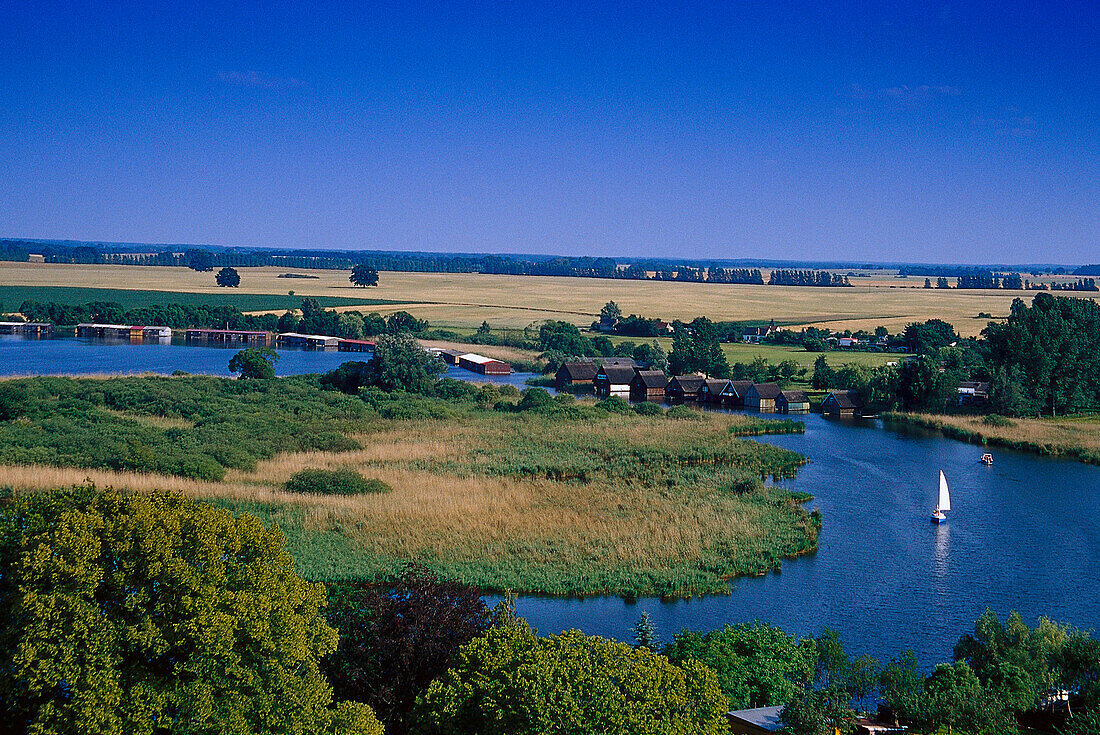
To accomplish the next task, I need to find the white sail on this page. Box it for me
[938,471,951,512]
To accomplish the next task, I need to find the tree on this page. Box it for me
[879,650,926,726]
[811,355,835,390]
[778,689,855,735]
[633,611,659,652]
[0,487,381,735]
[229,346,279,379]
[337,312,366,339]
[186,248,214,271]
[320,360,372,394]
[364,333,443,393]
[664,623,816,710]
[323,565,490,735]
[386,311,428,335]
[215,266,240,287]
[350,264,380,287]
[634,340,668,372]
[845,654,880,712]
[903,319,957,354]
[924,278,933,288]
[600,300,622,322]
[412,626,730,735]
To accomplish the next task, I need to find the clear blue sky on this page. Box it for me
[2,1,1097,263]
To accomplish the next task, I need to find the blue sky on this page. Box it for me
[1,1,1097,263]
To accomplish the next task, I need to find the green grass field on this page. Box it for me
[0,285,406,313]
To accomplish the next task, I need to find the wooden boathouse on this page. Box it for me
[745,382,781,412]
[337,339,376,353]
[594,364,636,397]
[276,332,340,350]
[555,361,599,388]
[0,322,54,337]
[776,389,810,414]
[185,328,271,347]
[667,375,706,402]
[457,353,512,375]
[822,389,864,417]
[629,370,668,401]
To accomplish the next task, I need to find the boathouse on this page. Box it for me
[629,370,668,401]
[594,364,636,398]
[745,382,782,412]
[0,322,53,337]
[276,332,340,350]
[185,328,271,347]
[457,353,512,375]
[701,378,732,404]
[727,706,783,734]
[721,380,754,407]
[438,349,466,365]
[555,361,599,387]
[822,389,864,417]
[338,339,376,353]
[776,389,810,414]
[667,375,706,402]
[76,323,135,340]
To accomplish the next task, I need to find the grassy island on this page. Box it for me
[0,375,817,597]
[882,411,1100,465]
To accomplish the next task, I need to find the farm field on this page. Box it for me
[606,335,908,370]
[4,261,1097,336]
[0,374,817,596]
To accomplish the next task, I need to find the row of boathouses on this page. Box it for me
[556,360,865,416]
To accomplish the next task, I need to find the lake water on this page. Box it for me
[3,336,1099,668]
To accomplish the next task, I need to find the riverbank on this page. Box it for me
[882,412,1100,465]
[0,374,817,597]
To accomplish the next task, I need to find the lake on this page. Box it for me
[3,335,1099,667]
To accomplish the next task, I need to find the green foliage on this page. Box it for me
[596,395,633,414]
[633,401,664,416]
[904,318,958,354]
[667,405,701,420]
[777,688,855,735]
[664,622,816,709]
[633,611,659,652]
[668,318,731,378]
[215,265,240,287]
[0,375,364,480]
[0,487,380,735]
[229,346,279,379]
[364,333,444,392]
[350,264,380,287]
[411,626,730,735]
[285,468,391,495]
[1062,710,1100,735]
[982,413,1015,427]
[600,300,623,321]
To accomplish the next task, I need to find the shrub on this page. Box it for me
[285,468,392,495]
[982,413,1015,427]
[667,405,702,420]
[633,401,664,416]
[596,396,632,414]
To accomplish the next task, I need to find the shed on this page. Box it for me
[822,389,865,417]
[721,379,755,406]
[594,365,637,397]
[630,370,668,401]
[439,349,466,365]
[667,375,706,401]
[745,382,782,412]
[556,361,600,387]
[185,328,271,347]
[458,353,512,375]
[727,706,784,734]
[776,389,810,414]
[701,378,732,404]
[276,332,340,350]
[0,322,54,337]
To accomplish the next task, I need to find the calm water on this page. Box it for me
[3,336,1099,667]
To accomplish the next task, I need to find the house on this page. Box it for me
[667,375,706,401]
[555,361,600,387]
[653,320,673,334]
[594,365,637,397]
[727,706,784,734]
[701,378,732,404]
[745,382,782,412]
[838,337,860,348]
[458,353,512,375]
[721,379,755,406]
[742,325,774,343]
[822,389,865,417]
[776,389,810,414]
[956,381,990,406]
[630,370,668,401]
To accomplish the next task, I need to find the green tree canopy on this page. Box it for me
[663,622,815,710]
[364,333,443,393]
[413,625,729,735]
[350,264,380,287]
[215,266,240,287]
[228,346,279,379]
[0,487,381,735]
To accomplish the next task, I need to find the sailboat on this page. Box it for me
[930,470,951,523]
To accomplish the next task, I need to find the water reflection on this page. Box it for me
[932,523,950,579]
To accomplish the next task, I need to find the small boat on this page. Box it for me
[980,453,993,465]
[930,470,951,523]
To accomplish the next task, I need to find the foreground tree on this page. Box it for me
[323,566,490,734]
[364,333,443,392]
[0,487,381,735]
[412,624,729,735]
[229,346,279,379]
[215,266,240,287]
[350,264,380,287]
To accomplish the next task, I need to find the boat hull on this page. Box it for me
[931,512,947,523]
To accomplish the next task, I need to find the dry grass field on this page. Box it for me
[884,413,1100,464]
[5,260,1095,336]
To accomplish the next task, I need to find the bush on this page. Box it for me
[596,395,633,414]
[633,401,664,416]
[285,468,392,495]
[667,405,702,420]
[982,413,1015,427]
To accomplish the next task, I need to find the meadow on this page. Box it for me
[883,412,1100,465]
[5,261,1096,336]
[0,374,819,596]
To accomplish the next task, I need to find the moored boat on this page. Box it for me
[981,453,993,465]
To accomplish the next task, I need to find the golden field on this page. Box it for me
[2,260,1096,336]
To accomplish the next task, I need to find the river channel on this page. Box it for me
[3,336,1099,667]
